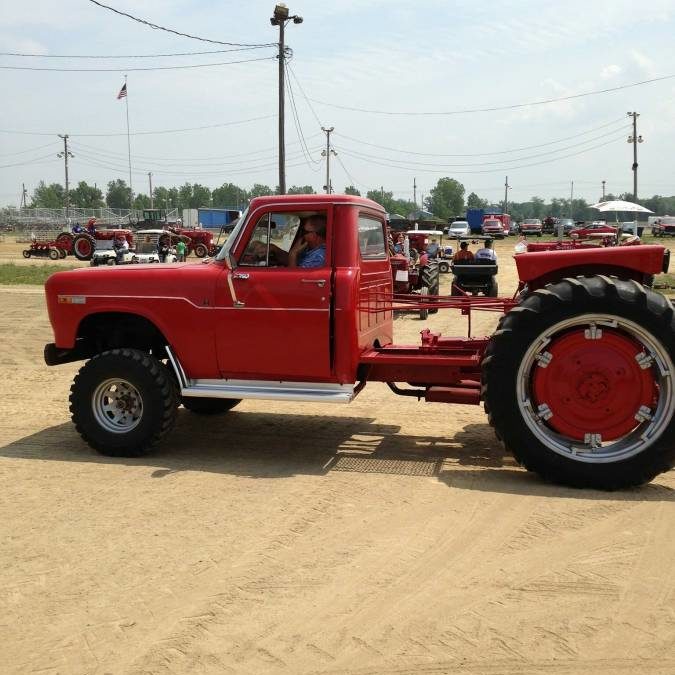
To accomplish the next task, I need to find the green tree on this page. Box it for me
[426,178,465,221]
[69,181,105,208]
[249,183,274,198]
[106,179,132,209]
[177,183,211,209]
[31,181,65,208]
[466,192,488,210]
[212,182,247,208]
[287,185,316,194]
[133,193,151,209]
[344,185,360,196]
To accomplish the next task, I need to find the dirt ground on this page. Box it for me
[1,236,674,675]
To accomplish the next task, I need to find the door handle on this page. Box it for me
[232,272,249,280]
[301,278,326,287]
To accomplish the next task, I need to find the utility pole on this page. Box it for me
[569,180,574,219]
[627,111,643,201]
[380,186,384,204]
[602,180,606,200]
[321,126,336,194]
[271,4,303,195]
[503,175,510,214]
[413,177,417,207]
[20,183,28,208]
[148,172,154,209]
[57,134,74,222]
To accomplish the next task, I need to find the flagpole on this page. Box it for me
[124,74,133,208]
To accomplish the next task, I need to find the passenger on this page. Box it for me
[113,234,129,263]
[475,238,497,263]
[86,218,97,236]
[426,238,440,259]
[393,234,404,254]
[453,240,474,262]
[419,249,429,266]
[269,215,327,268]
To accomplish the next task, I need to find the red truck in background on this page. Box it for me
[43,194,675,490]
[481,213,510,238]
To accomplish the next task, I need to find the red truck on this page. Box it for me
[43,194,675,490]
[481,214,510,239]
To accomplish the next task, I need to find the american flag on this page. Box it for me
[116,83,127,100]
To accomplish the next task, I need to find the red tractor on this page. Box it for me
[389,230,440,319]
[136,209,216,258]
[56,219,135,261]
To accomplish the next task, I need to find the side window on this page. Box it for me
[239,211,328,268]
[358,215,386,260]
[239,212,302,267]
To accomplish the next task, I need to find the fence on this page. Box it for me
[1,207,181,234]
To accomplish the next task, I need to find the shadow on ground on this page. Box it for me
[1,409,672,501]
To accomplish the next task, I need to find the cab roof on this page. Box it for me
[249,193,385,213]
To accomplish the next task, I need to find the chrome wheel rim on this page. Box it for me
[516,313,674,464]
[92,378,143,434]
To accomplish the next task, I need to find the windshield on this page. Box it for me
[215,206,249,262]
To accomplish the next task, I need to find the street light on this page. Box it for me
[271,4,303,195]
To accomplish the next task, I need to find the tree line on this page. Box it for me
[28,177,675,220]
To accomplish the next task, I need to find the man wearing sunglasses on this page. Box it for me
[286,215,327,268]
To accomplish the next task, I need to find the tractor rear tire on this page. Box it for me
[56,232,73,249]
[421,263,440,314]
[419,286,429,320]
[194,243,208,258]
[72,234,95,261]
[482,276,675,489]
[182,397,241,415]
[70,348,178,457]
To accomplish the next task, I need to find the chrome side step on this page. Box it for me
[165,346,356,403]
[181,379,355,403]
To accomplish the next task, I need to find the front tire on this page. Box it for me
[419,286,429,320]
[182,397,241,414]
[70,349,178,457]
[194,243,208,258]
[482,277,675,489]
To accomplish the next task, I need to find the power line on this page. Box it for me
[0,154,60,169]
[284,62,322,171]
[0,141,60,157]
[0,114,276,137]
[305,74,675,116]
[337,127,630,169]
[87,1,275,48]
[286,64,324,127]
[335,116,629,158]
[0,46,272,58]
[338,135,626,175]
[0,55,276,72]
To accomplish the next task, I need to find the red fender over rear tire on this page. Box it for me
[482,276,675,489]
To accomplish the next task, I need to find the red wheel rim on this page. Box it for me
[75,238,93,258]
[532,328,657,441]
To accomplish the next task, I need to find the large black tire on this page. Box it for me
[56,232,74,249]
[70,348,178,457]
[72,233,95,261]
[194,243,208,258]
[182,397,241,414]
[419,286,429,320]
[421,263,440,314]
[482,276,675,489]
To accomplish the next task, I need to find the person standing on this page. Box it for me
[175,238,187,262]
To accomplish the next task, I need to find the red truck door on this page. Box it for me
[215,209,332,381]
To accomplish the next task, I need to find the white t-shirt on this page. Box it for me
[475,247,497,262]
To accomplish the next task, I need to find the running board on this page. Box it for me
[165,345,356,403]
[181,379,356,403]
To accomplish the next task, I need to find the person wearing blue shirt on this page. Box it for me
[267,215,327,268]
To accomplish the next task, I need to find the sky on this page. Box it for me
[2,0,675,208]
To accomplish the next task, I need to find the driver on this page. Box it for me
[269,215,327,268]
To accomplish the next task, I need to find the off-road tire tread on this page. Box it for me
[481,275,675,489]
[70,348,178,457]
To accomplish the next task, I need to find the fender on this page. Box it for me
[515,244,669,289]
